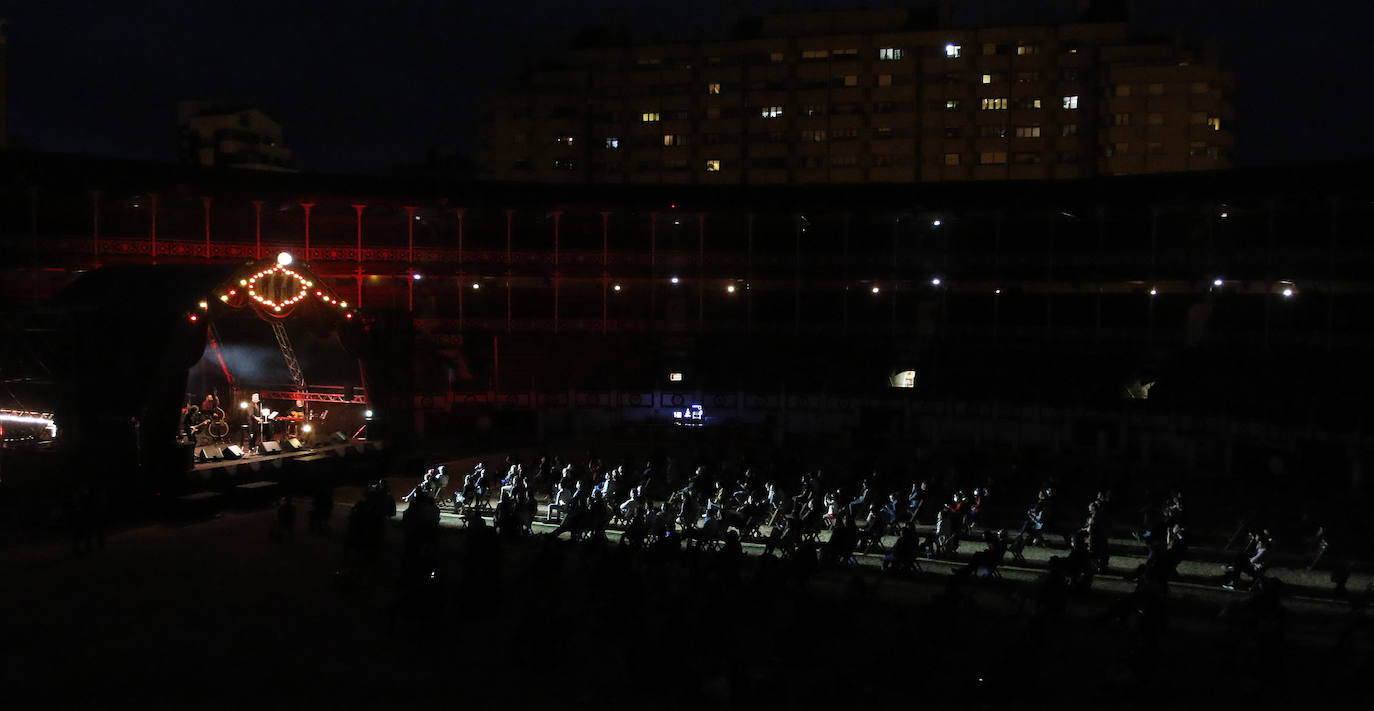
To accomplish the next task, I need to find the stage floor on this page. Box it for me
[187,440,384,483]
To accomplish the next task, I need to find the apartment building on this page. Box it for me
[480,7,1232,184]
[177,100,295,172]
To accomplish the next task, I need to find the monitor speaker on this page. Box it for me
[331,432,348,444]
[222,445,244,460]
[260,441,282,454]
[196,446,223,461]
[283,438,303,452]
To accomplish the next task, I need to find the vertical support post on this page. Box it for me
[352,204,366,307]
[746,213,754,336]
[698,212,706,331]
[300,202,315,262]
[553,210,562,334]
[601,211,610,334]
[649,211,658,323]
[842,213,849,336]
[90,190,101,263]
[504,209,513,334]
[253,200,264,261]
[405,206,417,313]
[149,193,159,264]
[201,196,213,261]
[798,214,806,336]
[456,208,466,331]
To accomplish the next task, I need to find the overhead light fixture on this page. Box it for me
[931,277,942,286]
[670,276,680,284]
[1213,278,1224,287]
[871,286,881,294]
[277,252,293,266]
[613,284,622,292]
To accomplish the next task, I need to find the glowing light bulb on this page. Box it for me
[1150,287,1158,296]
[339,301,347,308]
[931,277,942,286]
[1282,287,1294,298]
[670,276,680,284]
[1213,278,1224,287]
[727,284,736,293]
[871,286,881,294]
[613,284,621,292]
[277,252,293,265]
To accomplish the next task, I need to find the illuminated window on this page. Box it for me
[707,82,721,94]
[1062,95,1080,110]
[801,129,827,142]
[945,99,962,110]
[1148,83,1165,95]
[769,52,784,63]
[981,97,1009,110]
[761,105,784,118]
[979,125,1007,138]
[642,112,660,122]
[605,137,620,148]
[944,153,961,166]
[554,135,575,145]
[1060,124,1078,136]
[705,159,721,171]
[877,74,893,86]
[1113,113,1130,126]
[1014,125,1041,138]
[981,73,997,84]
[843,74,858,87]
[945,43,962,58]
[1016,97,1043,109]
[982,43,1007,56]
[663,134,688,147]
[801,49,829,60]
[879,47,903,60]
[979,151,1008,165]
[1147,113,1164,125]
[804,104,826,117]
[1115,84,1132,97]
[1016,43,1039,55]
[832,48,858,58]
[1208,116,1222,131]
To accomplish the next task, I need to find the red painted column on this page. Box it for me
[601,211,609,334]
[202,196,213,261]
[553,210,561,334]
[352,204,366,307]
[698,212,706,331]
[455,208,465,331]
[149,193,159,264]
[504,209,513,334]
[252,200,264,260]
[405,205,417,312]
[90,190,100,263]
[300,202,315,262]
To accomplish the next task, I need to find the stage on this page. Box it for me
[186,439,388,488]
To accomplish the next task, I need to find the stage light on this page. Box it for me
[274,306,282,312]
[871,286,880,294]
[198,300,208,309]
[339,301,347,308]
[472,282,481,290]
[1219,211,1229,219]
[727,284,736,293]
[1213,278,1224,287]
[345,313,353,319]
[931,277,942,286]
[1282,287,1294,298]
[219,294,229,302]
[1150,287,1158,296]
[670,276,680,284]
[995,288,1001,294]
[240,402,249,409]
[613,284,622,292]
[932,219,942,227]
[364,410,373,418]
[413,273,422,280]
[239,279,248,286]
[189,314,198,322]
[670,372,683,382]
[302,424,313,433]
[277,252,293,266]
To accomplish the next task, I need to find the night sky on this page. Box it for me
[4,0,1367,174]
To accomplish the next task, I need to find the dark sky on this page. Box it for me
[4,0,1368,173]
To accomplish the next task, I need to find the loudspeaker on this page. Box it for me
[343,384,355,402]
[222,445,244,460]
[196,446,223,461]
[331,432,348,444]
[282,438,303,452]
[260,441,282,454]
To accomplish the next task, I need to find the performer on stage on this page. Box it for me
[249,393,269,453]
[180,404,203,442]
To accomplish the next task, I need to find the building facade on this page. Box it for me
[177,100,295,172]
[480,7,1233,184]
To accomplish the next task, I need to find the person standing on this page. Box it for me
[248,393,268,453]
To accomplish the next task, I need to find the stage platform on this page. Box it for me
[185,440,388,489]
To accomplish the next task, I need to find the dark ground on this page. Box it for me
[2,479,1370,710]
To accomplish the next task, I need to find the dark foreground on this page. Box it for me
[2,491,1369,710]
